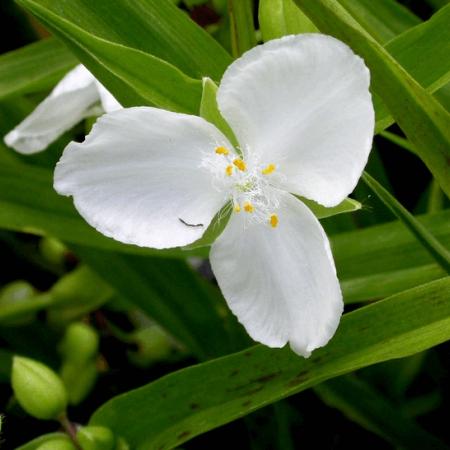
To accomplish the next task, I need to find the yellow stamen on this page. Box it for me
[243,202,254,213]
[215,146,229,155]
[270,214,279,228]
[233,158,247,171]
[233,203,241,213]
[225,165,233,176]
[262,163,276,175]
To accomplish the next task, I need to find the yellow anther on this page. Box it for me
[215,146,229,156]
[225,165,233,176]
[243,202,254,213]
[270,214,279,228]
[233,203,241,213]
[262,163,276,175]
[233,158,247,171]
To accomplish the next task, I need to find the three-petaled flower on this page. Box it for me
[4,65,121,154]
[54,34,374,357]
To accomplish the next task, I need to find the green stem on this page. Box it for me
[228,0,256,58]
[59,413,81,449]
[362,172,450,274]
[0,292,54,322]
[380,130,417,155]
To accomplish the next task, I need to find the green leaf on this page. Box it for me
[228,0,257,57]
[375,6,450,129]
[0,37,76,101]
[342,263,446,303]
[300,197,362,219]
[362,172,450,273]
[200,77,238,146]
[90,278,450,448]
[17,1,203,113]
[333,209,450,279]
[294,0,450,197]
[339,0,420,44]
[315,375,448,449]
[259,0,318,42]
[259,0,419,44]
[388,6,450,94]
[18,0,231,81]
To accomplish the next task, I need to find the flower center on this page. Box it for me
[202,146,280,228]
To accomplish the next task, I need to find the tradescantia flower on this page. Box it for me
[54,34,374,357]
[4,64,121,154]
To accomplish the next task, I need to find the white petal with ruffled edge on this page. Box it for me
[54,107,231,249]
[217,34,374,207]
[4,65,100,154]
[210,191,343,357]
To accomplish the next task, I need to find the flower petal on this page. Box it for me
[210,191,343,357]
[54,107,231,249]
[4,65,99,154]
[217,34,374,207]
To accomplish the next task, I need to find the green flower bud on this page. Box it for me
[128,325,173,367]
[12,356,68,420]
[77,426,115,450]
[60,322,99,363]
[115,437,131,450]
[61,360,98,405]
[0,280,36,325]
[39,237,67,267]
[36,437,76,450]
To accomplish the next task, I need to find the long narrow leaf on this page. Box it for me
[18,0,231,80]
[315,375,448,449]
[90,278,450,449]
[0,38,76,100]
[16,1,203,112]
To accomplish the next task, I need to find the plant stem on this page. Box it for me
[380,130,417,155]
[59,413,81,449]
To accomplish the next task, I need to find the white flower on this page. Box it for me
[54,34,374,357]
[4,65,121,154]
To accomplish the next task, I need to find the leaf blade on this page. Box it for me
[89,278,450,449]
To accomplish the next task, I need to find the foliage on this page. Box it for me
[0,0,449,448]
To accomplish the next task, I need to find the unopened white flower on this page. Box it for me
[54,35,374,357]
[4,65,121,154]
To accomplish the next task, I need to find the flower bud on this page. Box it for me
[128,325,173,367]
[59,322,99,363]
[0,280,36,325]
[12,356,68,420]
[36,437,76,450]
[61,360,97,405]
[77,426,115,450]
[39,237,68,267]
[116,437,131,450]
